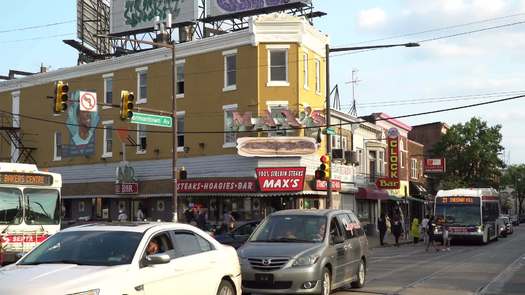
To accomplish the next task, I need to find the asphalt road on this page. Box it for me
[335,226,525,295]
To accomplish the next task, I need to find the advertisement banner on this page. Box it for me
[177,179,257,193]
[110,0,198,35]
[207,0,311,18]
[256,167,306,192]
[424,158,446,173]
[315,179,341,191]
[62,90,99,158]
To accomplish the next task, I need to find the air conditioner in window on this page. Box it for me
[345,151,359,166]
[332,149,344,160]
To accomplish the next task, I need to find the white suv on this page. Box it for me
[0,222,241,295]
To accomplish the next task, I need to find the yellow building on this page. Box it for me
[0,14,331,223]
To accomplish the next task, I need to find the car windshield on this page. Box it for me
[249,215,326,243]
[18,230,143,266]
[435,204,481,226]
[0,188,23,225]
[24,188,60,225]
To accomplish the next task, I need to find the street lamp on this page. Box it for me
[324,42,420,207]
[97,34,180,222]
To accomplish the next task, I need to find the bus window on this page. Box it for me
[24,189,60,225]
[0,188,23,225]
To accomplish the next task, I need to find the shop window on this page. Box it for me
[78,201,85,213]
[356,200,370,222]
[118,201,126,211]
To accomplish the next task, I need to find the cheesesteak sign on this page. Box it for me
[177,179,257,193]
[256,167,306,192]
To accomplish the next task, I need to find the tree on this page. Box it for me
[501,165,525,215]
[432,117,504,189]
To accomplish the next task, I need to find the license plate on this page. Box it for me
[255,273,274,283]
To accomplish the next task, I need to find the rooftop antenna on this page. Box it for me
[331,84,340,110]
[346,69,361,116]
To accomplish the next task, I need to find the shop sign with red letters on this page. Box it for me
[256,167,306,192]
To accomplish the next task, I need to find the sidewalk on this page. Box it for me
[367,233,414,249]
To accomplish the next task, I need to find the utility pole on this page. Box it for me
[97,13,179,222]
[325,44,332,208]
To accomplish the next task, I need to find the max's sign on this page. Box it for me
[256,167,306,192]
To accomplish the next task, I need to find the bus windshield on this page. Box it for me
[435,203,481,227]
[0,188,23,225]
[24,188,60,225]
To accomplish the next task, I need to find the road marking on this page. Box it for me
[475,253,525,295]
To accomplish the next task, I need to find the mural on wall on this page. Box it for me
[225,105,326,138]
[62,90,100,157]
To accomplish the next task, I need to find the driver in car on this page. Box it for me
[146,239,160,256]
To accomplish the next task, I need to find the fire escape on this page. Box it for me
[0,114,36,164]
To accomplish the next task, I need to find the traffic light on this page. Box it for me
[315,155,331,180]
[179,167,187,180]
[53,81,69,113]
[120,90,134,120]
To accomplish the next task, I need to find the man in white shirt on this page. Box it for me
[421,215,430,244]
[118,209,128,222]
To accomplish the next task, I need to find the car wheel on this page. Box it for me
[351,259,366,289]
[217,279,235,295]
[320,267,331,295]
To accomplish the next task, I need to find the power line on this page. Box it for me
[332,20,525,57]
[0,33,74,44]
[336,13,525,47]
[0,20,75,34]
[0,93,522,135]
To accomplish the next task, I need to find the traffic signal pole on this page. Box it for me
[325,44,332,208]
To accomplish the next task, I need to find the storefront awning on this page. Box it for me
[356,187,390,200]
[388,195,426,203]
[409,181,428,197]
[179,190,327,197]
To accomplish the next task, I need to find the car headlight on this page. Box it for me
[293,255,319,267]
[67,290,100,295]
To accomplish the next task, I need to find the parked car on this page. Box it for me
[213,220,261,249]
[0,222,241,295]
[238,209,369,295]
[510,215,519,226]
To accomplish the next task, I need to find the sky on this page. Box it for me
[1,0,524,164]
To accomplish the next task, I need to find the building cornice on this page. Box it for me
[0,13,328,93]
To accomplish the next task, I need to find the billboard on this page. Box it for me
[424,158,446,173]
[110,0,198,35]
[237,137,318,158]
[207,0,311,18]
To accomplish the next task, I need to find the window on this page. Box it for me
[378,150,385,176]
[411,158,418,179]
[102,121,113,157]
[143,233,175,260]
[53,131,62,161]
[103,73,113,106]
[267,45,289,86]
[137,124,147,154]
[223,49,237,91]
[223,104,238,148]
[136,67,147,103]
[176,60,185,98]
[315,59,321,94]
[173,231,213,257]
[177,112,185,151]
[303,52,309,89]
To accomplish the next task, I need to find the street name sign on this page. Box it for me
[131,112,172,128]
[326,127,336,135]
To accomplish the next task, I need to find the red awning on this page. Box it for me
[356,187,390,200]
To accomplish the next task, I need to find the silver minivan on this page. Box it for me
[238,209,369,295]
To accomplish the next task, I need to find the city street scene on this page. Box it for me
[0,0,524,294]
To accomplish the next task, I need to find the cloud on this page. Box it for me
[472,0,507,16]
[357,7,387,29]
[426,42,485,58]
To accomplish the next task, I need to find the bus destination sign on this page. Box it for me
[437,196,480,204]
[0,173,53,186]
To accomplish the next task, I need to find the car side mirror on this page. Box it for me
[144,253,171,266]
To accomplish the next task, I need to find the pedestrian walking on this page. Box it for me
[392,214,403,247]
[442,224,451,251]
[411,218,420,245]
[425,216,439,252]
[421,215,430,245]
[377,213,388,246]
[223,210,236,233]
[197,207,208,230]
[135,203,145,221]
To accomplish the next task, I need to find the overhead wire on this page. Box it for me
[0,93,522,135]
[0,20,75,34]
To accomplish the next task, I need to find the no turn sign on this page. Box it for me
[79,91,97,112]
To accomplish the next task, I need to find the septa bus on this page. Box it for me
[433,188,500,244]
[0,163,62,264]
